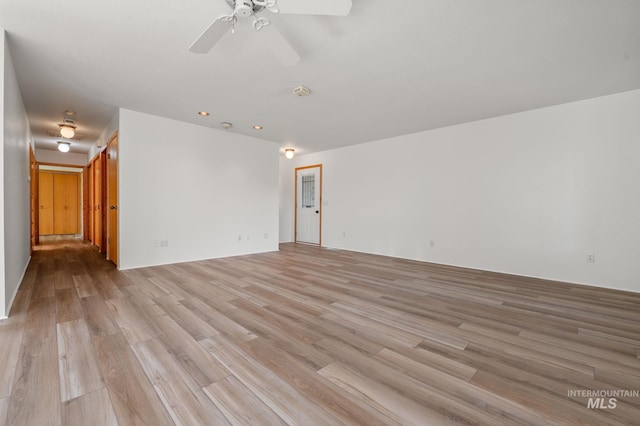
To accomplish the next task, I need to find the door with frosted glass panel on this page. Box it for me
[295,165,321,244]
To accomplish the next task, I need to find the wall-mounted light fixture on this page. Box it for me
[57,141,71,153]
[284,148,295,159]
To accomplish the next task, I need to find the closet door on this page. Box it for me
[39,171,54,235]
[53,173,80,235]
[87,163,94,242]
[93,155,103,250]
[38,171,81,236]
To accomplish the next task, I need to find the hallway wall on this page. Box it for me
[1,31,32,317]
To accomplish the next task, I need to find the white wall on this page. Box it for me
[2,31,32,317]
[119,109,279,269]
[35,148,88,166]
[0,31,5,316]
[280,89,640,293]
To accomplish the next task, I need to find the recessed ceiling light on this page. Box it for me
[198,111,210,116]
[253,125,263,130]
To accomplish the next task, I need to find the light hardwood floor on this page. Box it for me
[1,238,639,425]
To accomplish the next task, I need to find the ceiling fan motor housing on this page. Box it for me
[235,0,255,18]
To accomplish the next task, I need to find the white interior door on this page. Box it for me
[296,165,321,244]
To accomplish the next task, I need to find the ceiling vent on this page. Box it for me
[293,85,310,96]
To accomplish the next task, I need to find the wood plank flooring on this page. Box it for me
[1,238,639,425]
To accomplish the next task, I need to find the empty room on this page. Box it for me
[1,0,639,425]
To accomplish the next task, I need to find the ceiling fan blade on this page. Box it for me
[260,25,300,66]
[189,18,233,54]
[276,0,352,16]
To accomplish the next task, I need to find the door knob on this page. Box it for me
[110,205,117,210]
[315,210,319,213]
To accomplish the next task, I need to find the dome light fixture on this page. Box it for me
[58,123,76,138]
[284,148,295,159]
[57,141,71,153]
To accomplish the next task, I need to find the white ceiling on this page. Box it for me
[1,0,639,156]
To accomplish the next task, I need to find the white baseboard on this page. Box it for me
[4,256,31,318]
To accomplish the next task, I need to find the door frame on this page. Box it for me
[32,162,86,244]
[294,164,323,246]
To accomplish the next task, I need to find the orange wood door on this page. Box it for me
[53,173,80,235]
[93,155,103,251]
[30,148,38,249]
[88,162,94,242]
[39,171,54,235]
[107,134,118,265]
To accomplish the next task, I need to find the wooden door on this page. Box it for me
[91,154,104,251]
[295,164,322,245]
[53,173,79,235]
[88,162,94,242]
[84,167,91,241]
[107,134,119,265]
[30,147,38,249]
[39,171,54,235]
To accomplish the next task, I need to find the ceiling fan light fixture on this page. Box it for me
[284,148,295,159]
[57,141,71,153]
[59,123,76,138]
[234,0,255,18]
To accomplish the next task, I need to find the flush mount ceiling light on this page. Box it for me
[221,121,233,129]
[58,110,77,138]
[284,148,295,159]
[57,141,71,153]
[59,124,76,138]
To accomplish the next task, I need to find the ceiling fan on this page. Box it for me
[189,0,352,65]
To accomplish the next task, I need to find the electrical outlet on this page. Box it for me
[586,253,595,263]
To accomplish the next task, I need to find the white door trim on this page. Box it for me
[295,164,322,245]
